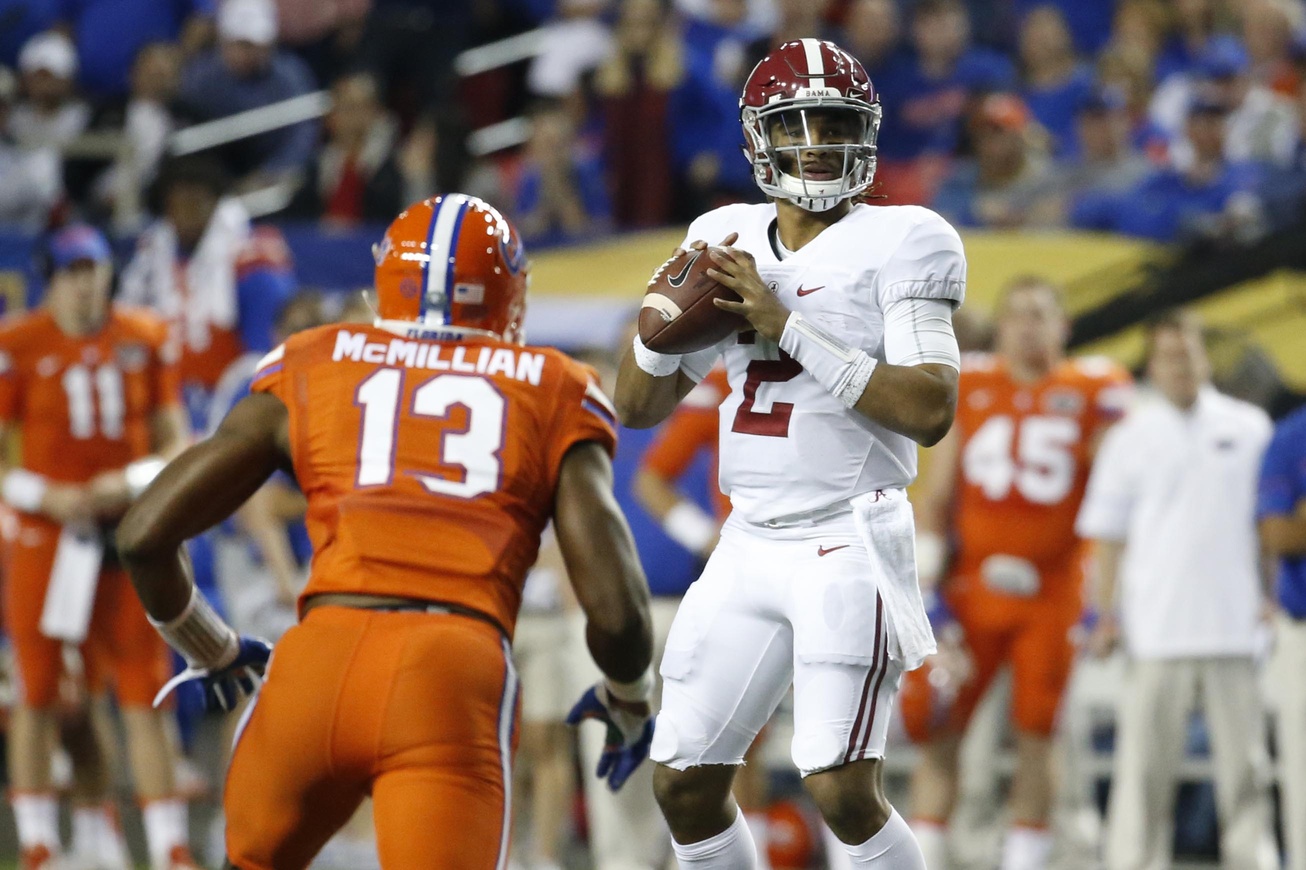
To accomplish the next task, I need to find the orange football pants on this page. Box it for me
[901,574,1080,742]
[3,519,169,708]
[225,606,521,870]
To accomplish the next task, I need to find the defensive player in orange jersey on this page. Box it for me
[901,276,1131,870]
[0,225,194,870]
[116,195,656,870]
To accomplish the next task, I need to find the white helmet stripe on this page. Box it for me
[423,193,471,301]
[801,38,825,89]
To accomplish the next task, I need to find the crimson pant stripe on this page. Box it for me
[844,594,884,764]
[858,593,890,758]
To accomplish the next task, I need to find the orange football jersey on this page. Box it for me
[640,367,730,521]
[951,353,1131,580]
[0,309,181,483]
[250,323,617,636]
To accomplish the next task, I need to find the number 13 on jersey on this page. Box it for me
[354,368,507,499]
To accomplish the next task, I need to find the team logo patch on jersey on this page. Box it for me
[967,389,993,410]
[115,344,150,372]
[1042,388,1084,416]
[37,355,60,377]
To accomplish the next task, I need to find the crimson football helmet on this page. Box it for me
[739,39,881,212]
[371,194,529,343]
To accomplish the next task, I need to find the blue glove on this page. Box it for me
[566,684,654,791]
[153,636,273,712]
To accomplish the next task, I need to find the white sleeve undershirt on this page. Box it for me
[881,297,961,370]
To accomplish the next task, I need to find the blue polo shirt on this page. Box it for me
[1258,405,1306,618]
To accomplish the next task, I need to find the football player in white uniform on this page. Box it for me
[615,38,967,870]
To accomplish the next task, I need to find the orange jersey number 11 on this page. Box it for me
[354,368,506,498]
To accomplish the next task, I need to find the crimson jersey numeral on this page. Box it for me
[731,353,802,438]
[354,369,506,498]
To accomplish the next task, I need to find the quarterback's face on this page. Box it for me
[766,109,865,180]
[996,285,1067,367]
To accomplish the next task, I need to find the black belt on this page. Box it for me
[329,597,509,639]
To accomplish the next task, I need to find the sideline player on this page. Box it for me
[617,39,966,869]
[0,225,195,870]
[116,195,656,869]
[901,277,1130,870]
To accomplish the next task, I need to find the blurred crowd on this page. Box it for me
[3,0,1306,246]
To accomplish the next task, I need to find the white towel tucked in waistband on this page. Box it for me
[851,488,935,671]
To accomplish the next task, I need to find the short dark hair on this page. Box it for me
[151,154,230,202]
[1142,308,1204,362]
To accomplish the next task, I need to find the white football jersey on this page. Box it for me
[678,202,966,525]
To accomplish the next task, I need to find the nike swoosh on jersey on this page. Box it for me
[817,544,850,556]
[796,285,824,297]
[667,252,702,288]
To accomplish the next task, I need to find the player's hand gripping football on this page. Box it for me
[707,246,792,343]
[153,636,273,712]
[566,682,654,791]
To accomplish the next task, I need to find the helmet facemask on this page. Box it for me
[742,98,881,212]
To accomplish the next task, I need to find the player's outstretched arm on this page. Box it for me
[554,441,653,681]
[555,440,656,790]
[117,392,290,621]
[116,392,291,711]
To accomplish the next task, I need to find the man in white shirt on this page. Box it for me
[1076,309,1278,870]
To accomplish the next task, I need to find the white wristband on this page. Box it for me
[125,456,167,500]
[778,313,878,409]
[663,501,717,553]
[2,469,48,513]
[148,586,239,671]
[605,666,654,703]
[632,334,683,378]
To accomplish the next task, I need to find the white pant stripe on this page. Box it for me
[495,636,520,870]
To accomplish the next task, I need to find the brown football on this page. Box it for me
[639,247,748,355]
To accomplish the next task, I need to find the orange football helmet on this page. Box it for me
[372,194,529,343]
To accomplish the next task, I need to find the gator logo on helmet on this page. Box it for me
[399,276,420,298]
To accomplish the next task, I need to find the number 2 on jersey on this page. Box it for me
[963,414,1080,504]
[354,369,505,499]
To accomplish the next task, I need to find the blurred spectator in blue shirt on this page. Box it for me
[932,92,1058,228]
[1153,0,1225,83]
[59,0,214,101]
[1018,5,1093,157]
[1072,93,1265,244]
[873,0,1015,204]
[838,0,903,80]
[1154,36,1299,170]
[1055,87,1153,218]
[671,0,761,215]
[1257,403,1306,870]
[177,0,317,185]
[515,100,611,244]
[1014,0,1113,56]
